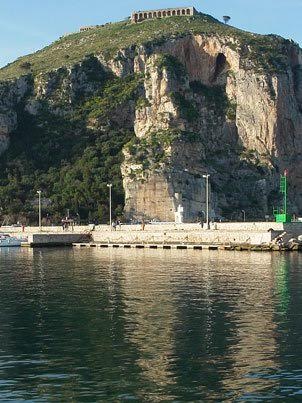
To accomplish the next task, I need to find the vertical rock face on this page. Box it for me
[0,20,301,221]
[0,112,16,154]
[122,35,302,221]
[122,50,210,221]
[0,76,30,154]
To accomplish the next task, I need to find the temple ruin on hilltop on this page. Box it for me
[131,7,198,23]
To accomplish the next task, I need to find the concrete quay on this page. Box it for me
[21,233,91,247]
[4,221,301,249]
[90,222,302,248]
[91,228,274,246]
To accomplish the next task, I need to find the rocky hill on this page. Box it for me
[0,13,301,223]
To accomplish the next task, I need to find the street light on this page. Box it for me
[107,183,112,230]
[200,210,206,229]
[241,210,246,222]
[37,190,42,231]
[202,174,210,229]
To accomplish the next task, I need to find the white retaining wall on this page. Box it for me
[92,229,276,246]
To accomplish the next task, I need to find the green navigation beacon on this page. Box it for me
[273,169,292,223]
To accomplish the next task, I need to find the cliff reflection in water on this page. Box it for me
[1,248,302,401]
[102,250,282,401]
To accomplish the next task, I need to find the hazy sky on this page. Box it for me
[0,0,300,68]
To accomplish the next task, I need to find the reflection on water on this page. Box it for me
[1,248,302,400]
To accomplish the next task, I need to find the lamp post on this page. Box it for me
[200,210,206,229]
[107,183,112,230]
[202,174,210,229]
[241,210,246,222]
[37,190,42,231]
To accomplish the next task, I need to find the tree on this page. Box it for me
[223,16,231,24]
[20,62,31,70]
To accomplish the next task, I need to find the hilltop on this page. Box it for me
[0,14,293,81]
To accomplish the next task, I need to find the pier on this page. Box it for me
[3,221,302,250]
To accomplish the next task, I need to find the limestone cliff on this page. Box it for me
[122,35,302,221]
[0,14,301,222]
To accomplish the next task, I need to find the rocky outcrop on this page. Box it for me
[0,111,17,153]
[121,35,302,221]
[0,76,31,153]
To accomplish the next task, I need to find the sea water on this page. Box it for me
[0,248,302,401]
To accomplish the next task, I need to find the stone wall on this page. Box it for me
[92,229,277,246]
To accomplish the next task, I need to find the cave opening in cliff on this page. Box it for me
[212,53,227,82]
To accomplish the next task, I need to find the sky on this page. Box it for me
[0,0,301,68]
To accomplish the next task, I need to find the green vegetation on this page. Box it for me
[127,130,173,168]
[206,148,272,219]
[245,35,289,74]
[136,96,151,109]
[0,14,294,81]
[190,80,237,120]
[126,130,178,169]
[20,62,31,70]
[0,75,142,223]
[155,54,187,79]
[170,92,199,122]
[79,74,142,120]
[226,100,237,121]
[126,129,200,172]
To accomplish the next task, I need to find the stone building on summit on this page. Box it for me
[131,6,198,23]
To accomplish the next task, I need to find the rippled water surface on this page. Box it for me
[1,248,302,401]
